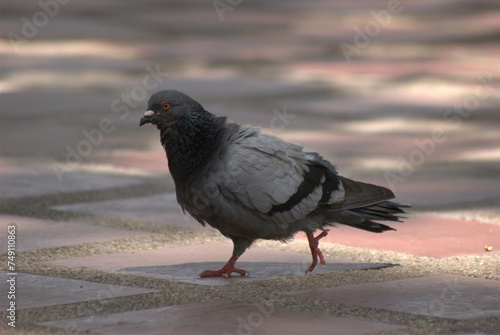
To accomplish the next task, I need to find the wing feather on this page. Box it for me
[213,126,343,225]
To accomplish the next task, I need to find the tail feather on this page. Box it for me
[324,176,411,233]
[356,201,410,221]
[326,201,411,233]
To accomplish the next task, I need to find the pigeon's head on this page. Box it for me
[139,90,204,129]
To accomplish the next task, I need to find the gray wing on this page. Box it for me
[213,126,345,225]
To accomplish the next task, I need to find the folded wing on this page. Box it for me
[215,126,345,225]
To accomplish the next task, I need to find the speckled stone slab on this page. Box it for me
[39,299,406,335]
[285,274,500,320]
[0,163,142,199]
[46,242,392,286]
[0,215,150,252]
[52,193,203,229]
[0,271,157,310]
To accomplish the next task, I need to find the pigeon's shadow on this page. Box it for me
[118,261,393,279]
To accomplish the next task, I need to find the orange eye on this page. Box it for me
[162,103,170,110]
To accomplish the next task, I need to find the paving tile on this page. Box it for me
[0,271,157,310]
[0,215,150,252]
[46,242,391,286]
[39,299,406,335]
[0,161,143,199]
[93,149,170,175]
[295,216,500,258]
[285,275,500,320]
[52,193,204,230]
[385,175,500,209]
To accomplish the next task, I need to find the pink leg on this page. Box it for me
[199,254,249,278]
[305,230,329,274]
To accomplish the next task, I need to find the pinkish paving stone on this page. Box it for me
[295,216,500,258]
[46,242,390,286]
[39,299,406,335]
[0,271,157,310]
[0,215,150,252]
[285,275,500,320]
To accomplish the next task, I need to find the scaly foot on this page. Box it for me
[305,230,329,274]
[199,255,249,278]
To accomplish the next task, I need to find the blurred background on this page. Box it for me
[1,0,499,219]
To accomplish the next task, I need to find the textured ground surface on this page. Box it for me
[1,0,499,334]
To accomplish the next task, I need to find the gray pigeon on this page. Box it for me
[140,90,409,278]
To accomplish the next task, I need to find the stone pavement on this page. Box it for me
[1,0,499,334]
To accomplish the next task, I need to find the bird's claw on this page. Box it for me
[222,270,249,278]
[224,270,250,278]
[200,267,249,278]
[305,230,329,274]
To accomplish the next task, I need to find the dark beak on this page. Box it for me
[139,110,155,127]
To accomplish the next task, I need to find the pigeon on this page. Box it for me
[140,90,410,278]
